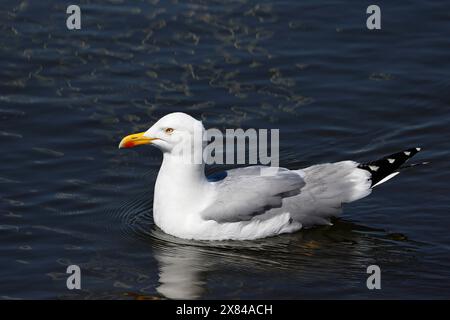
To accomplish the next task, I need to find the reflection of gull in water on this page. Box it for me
[149,222,417,299]
[119,112,423,241]
[155,246,208,300]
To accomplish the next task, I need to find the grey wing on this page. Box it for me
[277,161,372,227]
[201,166,305,223]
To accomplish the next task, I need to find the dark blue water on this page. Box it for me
[1,0,449,299]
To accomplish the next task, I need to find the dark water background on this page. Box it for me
[1,0,450,299]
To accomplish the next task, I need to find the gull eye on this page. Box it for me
[164,128,174,134]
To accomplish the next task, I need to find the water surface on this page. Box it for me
[1,0,450,299]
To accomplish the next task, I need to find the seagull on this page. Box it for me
[119,112,422,241]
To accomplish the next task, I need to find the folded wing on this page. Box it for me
[201,166,305,223]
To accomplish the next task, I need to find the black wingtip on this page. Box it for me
[358,147,422,187]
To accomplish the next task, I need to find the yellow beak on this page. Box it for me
[118,132,157,149]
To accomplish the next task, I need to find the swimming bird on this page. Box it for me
[119,112,422,240]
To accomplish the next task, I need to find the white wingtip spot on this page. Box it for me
[404,151,411,156]
[369,165,379,171]
[416,147,421,151]
[387,158,395,164]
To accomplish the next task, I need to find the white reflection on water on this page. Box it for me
[148,221,417,299]
[155,246,208,299]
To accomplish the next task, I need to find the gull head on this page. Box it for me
[118,112,205,156]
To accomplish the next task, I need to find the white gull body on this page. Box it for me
[119,112,421,241]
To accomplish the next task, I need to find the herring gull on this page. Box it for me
[119,112,422,240]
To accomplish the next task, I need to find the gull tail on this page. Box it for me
[358,147,424,188]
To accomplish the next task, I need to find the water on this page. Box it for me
[1,0,450,299]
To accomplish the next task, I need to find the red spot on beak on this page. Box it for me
[124,141,135,148]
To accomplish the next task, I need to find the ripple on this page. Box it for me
[32,147,64,158]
